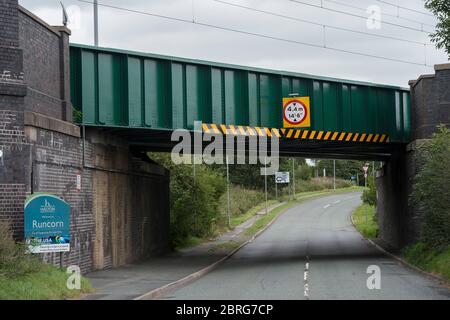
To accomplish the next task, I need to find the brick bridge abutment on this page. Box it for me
[0,0,170,273]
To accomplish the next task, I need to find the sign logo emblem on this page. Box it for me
[282,97,311,128]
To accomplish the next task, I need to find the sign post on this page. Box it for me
[275,172,290,200]
[362,163,370,222]
[24,193,71,253]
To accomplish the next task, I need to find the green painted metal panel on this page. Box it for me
[171,63,185,129]
[312,81,323,130]
[323,82,337,132]
[186,64,199,127]
[143,59,157,127]
[350,85,367,133]
[247,73,259,126]
[143,59,172,128]
[186,65,211,126]
[394,91,403,141]
[127,57,143,127]
[69,47,82,118]
[211,68,223,124]
[367,87,378,133]
[80,50,96,124]
[224,70,246,125]
[402,92,411,141]
[70,44,412,143]
[259,74,280,128]
[342,85,352,131]
[97,53,123,125]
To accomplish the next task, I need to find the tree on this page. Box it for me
[411,125,450,248]
[425,0,450,58]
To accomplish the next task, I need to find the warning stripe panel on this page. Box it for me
[202,124,390,143]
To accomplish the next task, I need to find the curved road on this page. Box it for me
[163,192,450,300]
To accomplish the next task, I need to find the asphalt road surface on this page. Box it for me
[162,192,450,300]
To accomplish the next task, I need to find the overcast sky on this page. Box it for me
[20,0,448,87]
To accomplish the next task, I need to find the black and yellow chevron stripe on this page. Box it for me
[202,123,390,143]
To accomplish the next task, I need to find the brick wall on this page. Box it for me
[22,123,169,273]
[0,1,170,274]
[18,6,71,121]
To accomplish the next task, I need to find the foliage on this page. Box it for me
[361,176,377,207]
[0,221,93,299]
[411,126,450,248]
[72,107,82,123]
[425,0,450,58]
[219,185,265,219]
[0,221,42,278]
[402,243,450,280]
[148,153,226,247]
[352,204,378,239]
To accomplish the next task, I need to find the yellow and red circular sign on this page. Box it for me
[282,97,311,128]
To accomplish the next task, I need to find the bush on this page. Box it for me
[219,185,265,218]
[411,125,450,249]
[0,221,42,278]
[361,176,377,207]
[149,153,226,248]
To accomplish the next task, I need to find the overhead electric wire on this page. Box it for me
[74,0,433,68]
[376,0,435,17]
[289,0,432,34]
[212,0,431,46]
[324,0,435,29]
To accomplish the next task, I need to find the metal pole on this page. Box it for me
[292,158,295,199]
[333,159,336,191]
[275,181,278,200]
[372,161,375,182]
[193,157,198,232]
[264,156,268,215]
[226,155,231,228]
[94,0,99,46]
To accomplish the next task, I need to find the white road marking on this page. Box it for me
[323,204,330,209]
[334,200,341,204]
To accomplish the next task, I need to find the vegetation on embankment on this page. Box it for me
[402,243,450,280]
[353,126,450,281]
[352,204,378,239]
[0,221,93,300]
[405,125,450,280]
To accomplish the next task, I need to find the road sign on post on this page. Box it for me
[24,194,70,253]
[363,163,369,187]
[275,172,290,184]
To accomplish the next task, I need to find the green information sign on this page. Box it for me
[24,193,71,253]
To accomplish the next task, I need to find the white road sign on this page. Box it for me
[275,172,290,184]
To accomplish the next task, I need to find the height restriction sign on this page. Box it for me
[282,97,311,128]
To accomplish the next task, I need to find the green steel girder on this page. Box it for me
[70,43,411,144]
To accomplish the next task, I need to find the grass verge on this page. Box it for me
[230,200,279,228]
[351,204,378,239]
[402,243,450,281]
[0,265,93,300]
